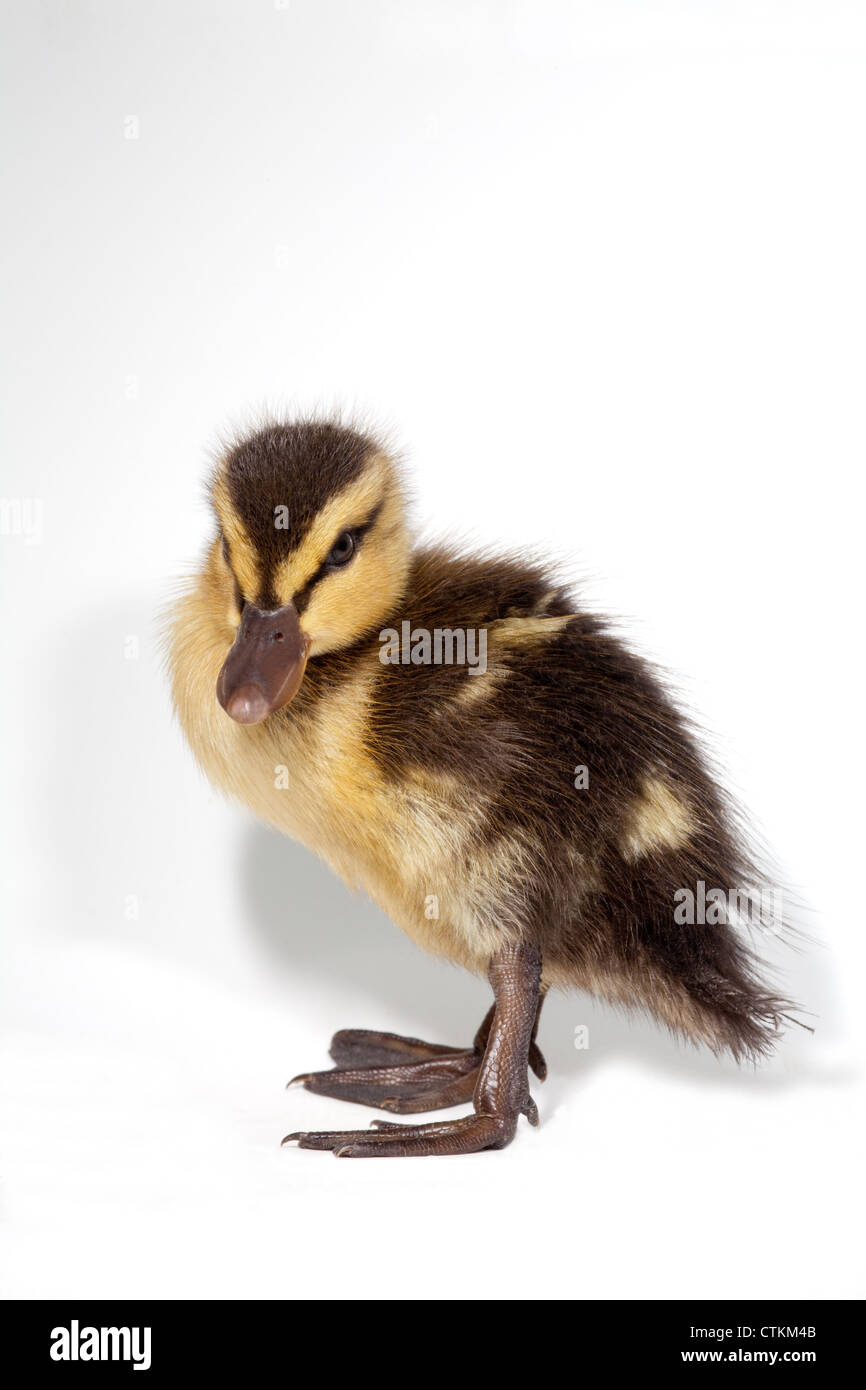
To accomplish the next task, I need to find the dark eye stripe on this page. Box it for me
[293,500,383,615]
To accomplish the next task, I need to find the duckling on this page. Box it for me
[167,418,796,1158]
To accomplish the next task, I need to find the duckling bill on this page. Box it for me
[168,419,796,1158]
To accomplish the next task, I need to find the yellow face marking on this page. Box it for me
[212,473,260,599]
[302,491,409,655]
[621,776,692,861]
[271,453,393,604]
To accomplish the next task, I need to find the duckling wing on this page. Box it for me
[361,555,794,1060]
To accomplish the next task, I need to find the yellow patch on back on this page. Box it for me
[621,776,691,861]
[488,614,573,646]
[532,590,560,616]
[449,665,506,709]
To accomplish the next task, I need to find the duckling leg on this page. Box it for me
[287,992,547,1112]
[283,941,542,1157]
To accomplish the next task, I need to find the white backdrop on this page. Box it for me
[1,0,863,1300]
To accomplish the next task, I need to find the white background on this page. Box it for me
[2,1,863,1300]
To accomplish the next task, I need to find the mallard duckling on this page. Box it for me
[168,419,795,1158]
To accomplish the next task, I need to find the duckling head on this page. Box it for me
[210,420,408,725]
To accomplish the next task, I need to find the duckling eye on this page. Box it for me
[326,530,356,568]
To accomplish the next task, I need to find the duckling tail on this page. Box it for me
[594,854,808,1062]
[675,959,801,1062]
[636,899,808,1062]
